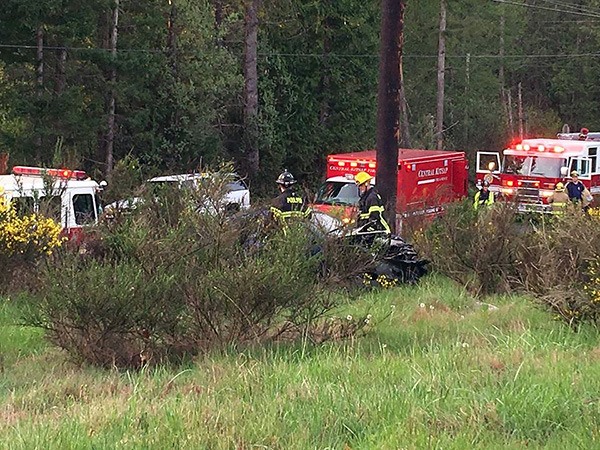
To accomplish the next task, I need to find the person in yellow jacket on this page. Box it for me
[354,171,390,234]
[473,180,494,210]
[548,182,569,215]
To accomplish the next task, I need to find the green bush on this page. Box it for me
[414,200,600,327]
[25,169,370,368]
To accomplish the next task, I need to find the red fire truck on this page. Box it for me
[312,149,469,229]
[476,130,600,212]
[0,166,106,240]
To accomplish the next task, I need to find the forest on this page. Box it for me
[1,0,599,190]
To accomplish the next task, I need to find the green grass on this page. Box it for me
[2,275,600,449]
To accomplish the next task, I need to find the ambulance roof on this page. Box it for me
[327,148,465,162]
[0,174,100,194]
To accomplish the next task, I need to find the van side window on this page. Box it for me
[12,196,35,216]
[589,147,597,173]
[73,194,95,225]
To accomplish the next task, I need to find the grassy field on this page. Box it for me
[1,275,600,449]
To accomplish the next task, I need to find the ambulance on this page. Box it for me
[476,129,600,212]
[0,166,106,239]
[312,148,469,228]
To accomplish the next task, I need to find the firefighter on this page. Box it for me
[354,171,390,234]
[565,171,585,204]
[473,180,494,210]
[548,182,568,214]
[270,170,310,229]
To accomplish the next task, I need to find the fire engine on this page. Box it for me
[0,166,106,239]
[476,129,600,212]
[312,149,469,229]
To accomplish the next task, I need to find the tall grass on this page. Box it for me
[2,275,600,449]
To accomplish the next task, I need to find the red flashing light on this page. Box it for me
[537,145,545,152]
[516,144,523,151]
[12,166,87,180]
[506,180,514,187]
[553,146,564,153]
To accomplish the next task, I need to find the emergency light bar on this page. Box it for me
[12,166,88,180]
[513,144,564,153]
[330,159,377,169]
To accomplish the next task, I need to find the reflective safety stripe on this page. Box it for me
[359,205,390,232]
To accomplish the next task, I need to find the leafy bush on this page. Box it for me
[0,188,64,290]
[25,170,371,368]
[414,200,600,326]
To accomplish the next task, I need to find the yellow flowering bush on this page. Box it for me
[0,189,64,259]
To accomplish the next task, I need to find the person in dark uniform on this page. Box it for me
[473,180,494,210]
[354,171,390,234]
[270,170,310,229]
[565,171,585,204]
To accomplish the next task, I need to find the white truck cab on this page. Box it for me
[0,166,105,239]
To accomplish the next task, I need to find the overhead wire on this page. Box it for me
[491,0,600,18]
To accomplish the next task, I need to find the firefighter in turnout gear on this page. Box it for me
[473,180,494,210]
[548,182,569,215]
[270,170,310,230]
[354,172,390,234]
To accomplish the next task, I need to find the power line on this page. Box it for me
[492,0,600,18]
[537,0,600,17]
[1,44,599,61]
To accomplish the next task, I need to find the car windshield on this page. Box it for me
[502,155,566,177]
[315,181,359,206]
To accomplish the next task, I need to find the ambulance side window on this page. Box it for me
[589,148,597,173]
[38,196,62,222]
[73,194,95,225]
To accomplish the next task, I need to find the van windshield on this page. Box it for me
[315,181,359,206]
[502,155,566,177]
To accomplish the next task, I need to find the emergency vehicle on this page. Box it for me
[313,149,469,228]
[0,166,105,239]
[476,130,600,213]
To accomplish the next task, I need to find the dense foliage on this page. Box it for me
[1,0,599,190]
[414,202,600,327]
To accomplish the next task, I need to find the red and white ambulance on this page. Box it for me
[476,130,600,212]
[0,166,105,239]
[312,148,469,228]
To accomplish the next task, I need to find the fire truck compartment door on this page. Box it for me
[476,152,501,174]
[569,157,591,179]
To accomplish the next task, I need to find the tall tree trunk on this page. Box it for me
[376,0,403,233]
[105,0,119,179]
[214,0,224,45]
[55,47,67,95]
[398,1,410,148]
[435,0,446,150]
[167,0,177,74]
[318,6,332,127]
[518,82,524,138]
[507,87,514,136]
[35,25,44,161]
[243,0,260,176]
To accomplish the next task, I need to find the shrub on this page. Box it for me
[0,188,64,290]
[415,200,600,326]
[25,168,372,368]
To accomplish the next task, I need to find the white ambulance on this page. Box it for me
[0,166,105,239]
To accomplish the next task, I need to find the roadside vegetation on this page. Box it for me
[2,275,600,449]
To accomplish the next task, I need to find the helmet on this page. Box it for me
[555,182,564,191]
[354,171,373,186]
[276,170,296,187]
[482,180,490,187]
[571,170,579,177]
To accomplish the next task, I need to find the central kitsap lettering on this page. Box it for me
[418,167,448,177]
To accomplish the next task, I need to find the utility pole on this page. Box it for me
[376,0,404,233]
